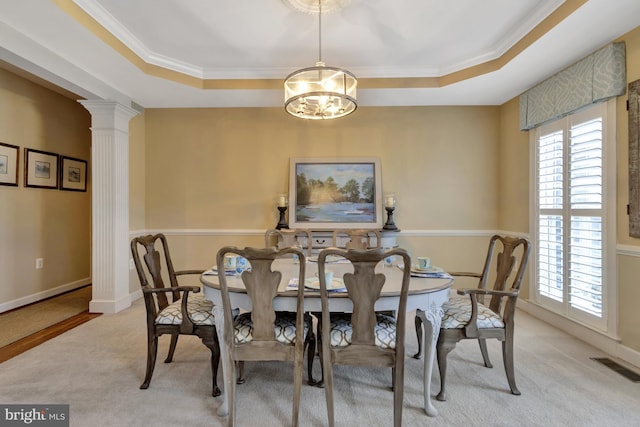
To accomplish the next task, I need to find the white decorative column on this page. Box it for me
[80,100,139,314]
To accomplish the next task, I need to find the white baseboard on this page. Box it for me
[89,294,132,314]
[0,278,91,314]
[129,289,142,303]
[518,299,640,370]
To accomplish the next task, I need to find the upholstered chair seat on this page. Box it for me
[234,312,312,345]
[156,293,215,326]
[327,313,397,349]
[440,296,505,329]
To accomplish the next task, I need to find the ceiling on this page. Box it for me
[1,0,640,110]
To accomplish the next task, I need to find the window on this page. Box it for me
[531,101,616,333]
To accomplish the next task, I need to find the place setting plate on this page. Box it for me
[304,277,346,292]
[397,264,452,279]
[410,265,443,274]
[203,265,238,276]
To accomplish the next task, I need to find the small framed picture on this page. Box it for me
[59,156,88,192]
[24,148,59,189]
[0,142,20,186]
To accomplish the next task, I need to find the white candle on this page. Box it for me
[278,195,287,207]
[385,196,395,208]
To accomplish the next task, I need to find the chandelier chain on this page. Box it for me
[318,0,322,63]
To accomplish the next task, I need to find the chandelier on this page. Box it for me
[284,0,357,120]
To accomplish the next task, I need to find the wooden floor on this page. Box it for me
[0,311,101,363]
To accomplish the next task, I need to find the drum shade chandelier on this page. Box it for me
[284,0,357,120]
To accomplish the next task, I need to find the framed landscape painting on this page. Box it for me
[0,142,19,186]
[289,157,383,230]
[24,148,58,189]
[59,156,87,192]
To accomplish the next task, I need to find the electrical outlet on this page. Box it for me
[36,258,44,269]
[129,259,135,270]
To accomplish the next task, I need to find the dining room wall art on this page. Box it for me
[59,155,87,192]
[289,157,383,230]
[24,148,59,189]
[0,142,19,187]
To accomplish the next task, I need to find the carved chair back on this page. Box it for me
[477,235,530,315]
[216,246,307,426]
[317,247,411,427]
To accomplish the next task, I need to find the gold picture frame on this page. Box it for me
[0,142,19,186]
[24,148,59,189]
[59,155,87,192]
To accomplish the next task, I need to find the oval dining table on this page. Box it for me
[201,257,453,418]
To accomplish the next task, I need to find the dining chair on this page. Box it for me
[317,247,411,427]
[263,228,318,384]
[131,233,221,397]
[331,229,381,250]
[414,234,530,401]
[216,246,311,427]
[265,228,314,257]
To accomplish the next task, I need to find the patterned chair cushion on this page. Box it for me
[155,293,215,326]
[441,296,504,329]
[328,313,397,349]
[233,312,311,345]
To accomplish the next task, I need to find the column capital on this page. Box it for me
[79,100,140,130]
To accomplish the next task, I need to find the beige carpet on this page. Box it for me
[0,286,92,347]
[1,299,639,426]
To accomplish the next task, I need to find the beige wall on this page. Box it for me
[144,106,500,231]
[497,97,531,295]
[129,111,146,232]
[140,106,500,277]
[0,68,91,308]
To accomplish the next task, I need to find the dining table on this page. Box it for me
[201,256,454,417]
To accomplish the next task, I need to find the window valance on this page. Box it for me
[519,42,626,130]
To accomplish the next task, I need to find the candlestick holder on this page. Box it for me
[276,206,289,230]
[383,206,398,231]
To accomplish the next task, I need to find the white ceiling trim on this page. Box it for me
[72,0,204,78]
[73,0,568,81]
[438,0,565,76]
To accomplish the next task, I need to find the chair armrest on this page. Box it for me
[175,269,205,277]
[449,271,481,278]
[455,288,518,337]
[457,288,518,298]
[142,285,201,295]
[178,285,203,333]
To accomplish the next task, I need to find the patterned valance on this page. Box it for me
[519,42,626,130]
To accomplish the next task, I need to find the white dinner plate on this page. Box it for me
[410,265,443,274]
[304,278,346,291]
